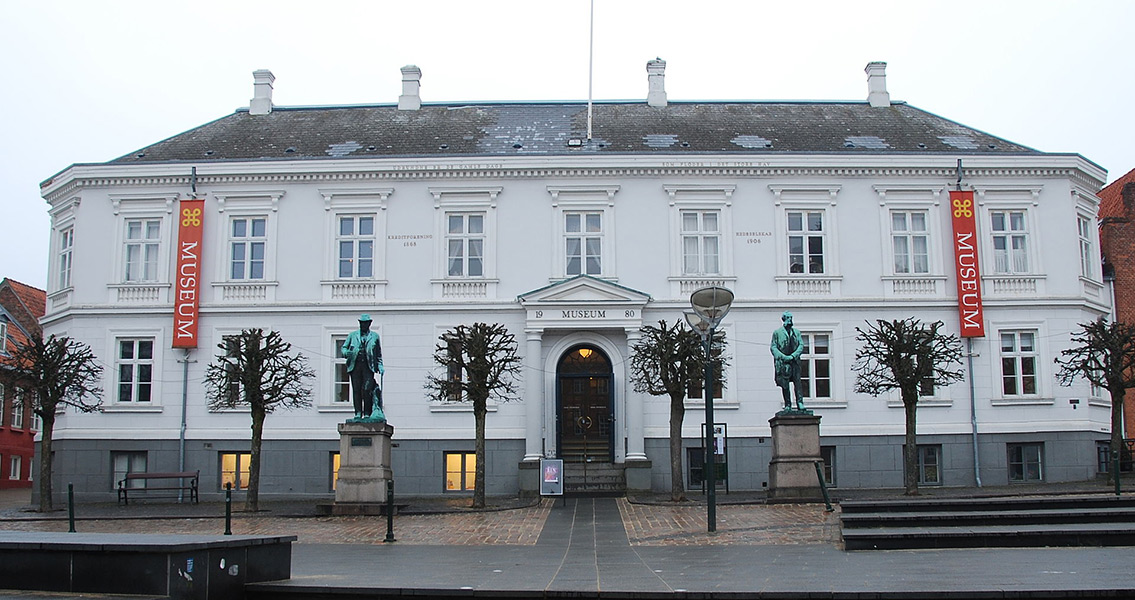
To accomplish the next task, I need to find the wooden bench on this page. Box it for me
[117,470,199,505]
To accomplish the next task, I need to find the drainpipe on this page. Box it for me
[967,338,982,487]
[178,349,194,501]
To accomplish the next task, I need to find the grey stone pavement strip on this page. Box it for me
[4,487,1135,597]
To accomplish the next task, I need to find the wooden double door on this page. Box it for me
[556,345,613,463]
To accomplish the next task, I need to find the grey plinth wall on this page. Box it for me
[335,421,393,509]
[768,413,823,502]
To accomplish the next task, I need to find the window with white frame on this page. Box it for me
[890,210,930,274]
[337,215,376,279]
[116,338,154,403]
[681,210,721,275]
[332,335,350,405]
[916,445,942,485]
[1008,443,1044,482]
[10,392,23,429]
[0,322,7,354]
[446,213,485,277]
[990,210,1029,274]
[9,455,21,481]
[220,452,252,490]
[112,451,147,490]
[1078,215,1095,279]
[58,227,74,290]
[124,219,161,282]
[800,332,832,400]
[0,384,4,425]
[229,216,267,280]
[1000,330,1038,396]
[31,409,42,432]
[565,211,603,276]
[787,211,826,274]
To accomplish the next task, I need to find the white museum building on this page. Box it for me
[37,61,1111,501]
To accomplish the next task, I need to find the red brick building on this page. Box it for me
[0,278,45,489]
[1098,168,1135,438]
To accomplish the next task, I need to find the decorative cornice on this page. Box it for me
[41,165,1100,204]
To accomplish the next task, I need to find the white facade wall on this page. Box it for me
[39,152,1111,498]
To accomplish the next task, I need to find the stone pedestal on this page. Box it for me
[333,421,393,514]
[767,412,823,502]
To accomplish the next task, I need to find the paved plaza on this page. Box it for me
[2,487,1134,598]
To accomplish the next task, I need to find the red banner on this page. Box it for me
[173,199,204,348]
[949,191,985,337]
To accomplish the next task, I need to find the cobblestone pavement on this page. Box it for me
[0,498,841,547]
[618,498,841,546]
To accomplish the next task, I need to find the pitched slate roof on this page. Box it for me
[1099,168,1135,219]
[106,101,1038,165]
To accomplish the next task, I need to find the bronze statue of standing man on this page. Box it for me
[770,311,808,413]
[342,314,386,422]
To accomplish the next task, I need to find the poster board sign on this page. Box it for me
[949,190,985,337]
[540,459,564,496]
[173,199,204,348]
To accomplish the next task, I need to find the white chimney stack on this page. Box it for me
[249,69,275,115]
[399,65,422,111]
[865,61,890,108]
[647,58,667,108]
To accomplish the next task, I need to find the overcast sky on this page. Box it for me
[2,0,1132,290]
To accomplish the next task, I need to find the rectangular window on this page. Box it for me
[1078,215,1094,279]
[31,410,42,432]
[0,322,6,354]
[565,212,602,276]
[0,384,4,425]
[116,339,154,402]
[220,452,252,490]
[10,392,23,430]
[444,451,476,492]
[112,451,147,490]
[9,455,21,481]
[681,210,721,275]
[820,446,836,486]
[890,210,929,274]
[917,445,942,485]
[446,339,463,402]
[800,333,832,400]
[991,210,1029,274]
[332,335,350,404]
[446,213,485,277]
[124,218,161,282]
[686,337,725,400]
[1008,443,1044,482]
[330,452,341,491]
[1000,331,1038,396]
[337,215,375,279]
[787,210,825,274]
[229,216,267,280]
[58,227,74,290]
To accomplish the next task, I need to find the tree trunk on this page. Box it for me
[903,387,919,496]
[669,392,686,502]
[473,404,486,509]
[38,414,55,512]
[247,408,265,512]
[1111,387,1126,485]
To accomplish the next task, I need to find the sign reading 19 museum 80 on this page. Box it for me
[528,307,640,326]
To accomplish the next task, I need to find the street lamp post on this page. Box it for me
[687,286,734,533]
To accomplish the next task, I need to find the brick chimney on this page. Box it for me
[249,69,275,115]
[399,65,422,111]
[1123,182,1135,216]
[865,61,890,108]
[647,58,667,108]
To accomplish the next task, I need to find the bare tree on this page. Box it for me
[852,318,964,495]
[629,320,727,502]
[9,334,103,512]
[1055,317,1135,481]
[203,328,313,511]
[424,323,521,508]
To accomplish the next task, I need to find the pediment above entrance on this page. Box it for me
[519,275,650,331]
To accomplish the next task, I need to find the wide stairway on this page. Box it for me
[563,462,626,496]
[841,494,1135,550]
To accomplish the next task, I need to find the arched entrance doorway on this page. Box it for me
[556,345,614,463]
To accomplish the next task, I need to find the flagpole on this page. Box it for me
[587,0,594,141]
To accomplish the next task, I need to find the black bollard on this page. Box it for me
[224,482,232,535]
[383,479,396,543]
[1114,450,1122,497]
[67,483,76,533]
